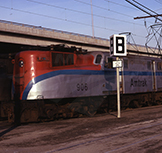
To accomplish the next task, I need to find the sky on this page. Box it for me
[0,0,162,48]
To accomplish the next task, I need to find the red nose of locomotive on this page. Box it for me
[13,50,51,100]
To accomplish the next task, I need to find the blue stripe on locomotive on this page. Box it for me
[22,70,115,100]
[22,69,162,100]
[156,72,162,76]
[123,71,152,76]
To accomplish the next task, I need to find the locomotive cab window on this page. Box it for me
[95,54,102,64]
[104,56,113,69]
[124,59,128,69]
[157,62,162,70]
[52,52,74,67]
[65,54,74,65]
[147,61,151,70]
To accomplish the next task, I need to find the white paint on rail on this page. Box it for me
[115,119,155,130]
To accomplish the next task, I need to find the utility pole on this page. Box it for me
[90,0,95,37]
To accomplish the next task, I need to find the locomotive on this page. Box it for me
[1,44,162,123]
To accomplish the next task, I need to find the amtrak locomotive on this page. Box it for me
[1,44,162,122]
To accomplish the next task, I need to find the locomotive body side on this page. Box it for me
[155,59,162,91]
[122,55,162,94]
[13,50,117,100]
[10,48,162,122]
[13,49,162,101]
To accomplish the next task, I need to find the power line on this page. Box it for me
[104,0,137,10]
[74,0,133,18]
[27,0,143,26]
[27,0,90,17]
[155,0,162,5]
[126,0,162,22]
[0,4,146,39]
[0,5,121,33]
[74,0,152,25]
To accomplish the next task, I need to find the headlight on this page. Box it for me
[19,60,24,67]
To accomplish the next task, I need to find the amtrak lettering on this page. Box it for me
[130,78,147,87]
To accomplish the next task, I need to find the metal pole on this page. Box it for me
[116,57,121,118]
[90,0,95,38]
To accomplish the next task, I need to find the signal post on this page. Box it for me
[110,34,127,118]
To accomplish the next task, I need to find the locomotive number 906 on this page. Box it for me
[77,83,88,91]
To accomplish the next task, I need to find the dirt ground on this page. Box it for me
[1,105,162,153]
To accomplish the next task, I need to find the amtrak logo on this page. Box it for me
[130,78,147,87]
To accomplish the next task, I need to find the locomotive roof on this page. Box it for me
[21,44,87,54]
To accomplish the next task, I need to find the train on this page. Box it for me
[1,44,162,123]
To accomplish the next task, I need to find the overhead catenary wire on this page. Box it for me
[104,0,137,10]
[27,0,143,26]
[155,0,162,5]
[74,0,134,18]
[0,4,145,39]
[0,5,122,33]
[133,0,162,21]
[126,0,162,22]
[74,0,152,25]
[133,0,160,15]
